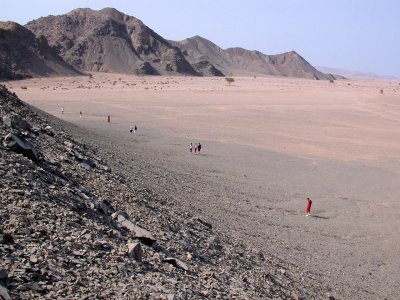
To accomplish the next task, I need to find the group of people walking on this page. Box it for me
[129,125,138,134]
[188,142,202,154]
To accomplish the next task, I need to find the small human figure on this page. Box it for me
[189,142,193,153]
[197,142,202,154]
[80,111,82,119]
[306,197,312,216]
[129,125,134,134]
[61,106,64,114]
[194,143,198,154]
[107,115,110,123]
[134,125,137,134]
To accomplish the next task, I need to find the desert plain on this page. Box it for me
[4,73,400,299]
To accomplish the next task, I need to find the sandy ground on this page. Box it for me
[4,73,400,299]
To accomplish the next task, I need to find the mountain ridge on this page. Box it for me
[172,35,335,79]
[1,7,337,80]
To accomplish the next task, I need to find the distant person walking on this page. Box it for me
[107,115,110,123]
[194,143,198,154]
[61,106,64,114]
[189,142,193,153]
[197,142,202,154]
[129,125,134,134]
[80,111,82,119]
[134,125,137,134]
[306,197,312,216]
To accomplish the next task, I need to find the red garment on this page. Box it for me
[306,198,312,214]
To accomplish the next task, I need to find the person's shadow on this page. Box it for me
[311,215,329,220]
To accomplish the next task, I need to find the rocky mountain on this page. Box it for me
[0,85,336,298]
[26,8,199,76]
[0,22,81,80]
[25,8,335,79]
[172,35,336,79]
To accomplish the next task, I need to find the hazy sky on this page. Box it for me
[2,0,399,77]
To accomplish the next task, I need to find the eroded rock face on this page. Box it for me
[0,84,333,299]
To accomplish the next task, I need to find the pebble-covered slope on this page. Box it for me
[0,86,334,299]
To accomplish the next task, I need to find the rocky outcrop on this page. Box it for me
[26,8,199,76]
[0,22,81,80]
[192,60,224,77]
[0,85,335,298]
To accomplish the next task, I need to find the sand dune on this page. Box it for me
[5,73,400,299]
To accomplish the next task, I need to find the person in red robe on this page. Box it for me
[306,197,312,216]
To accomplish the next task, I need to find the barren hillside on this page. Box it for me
[173,35,336,79]
[0,22,81,80]
[26,8,198,76]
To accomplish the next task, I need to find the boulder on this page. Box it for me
[163,257,189,271]
[112,212,156,244]
[90,199,115,215]
[3,113,30,130]
[3,133,40,162]
[127,242,143,262]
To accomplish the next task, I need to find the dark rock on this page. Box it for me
[21,282,45,292]
[0,268,7,280]
[163,257,189,271]
[3,113,30,130]
[197,217,212,229]
[127,242,143,262]
[1,233,14,244]
[3,133,40,162]
[152,243,172,257]
[209,238,223,252]
[90,199,115,215]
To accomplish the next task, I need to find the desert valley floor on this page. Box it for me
[4,73,400,299]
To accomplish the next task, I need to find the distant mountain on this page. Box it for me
[317,66,398,80]
[171,35,336,80]
[26,8,199,76]
[0,21,81,80]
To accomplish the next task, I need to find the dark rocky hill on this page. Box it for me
[0,22,81,80]
[26,8,199,76]
[172,35,336,79]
